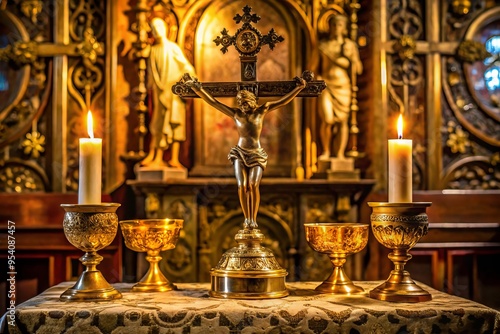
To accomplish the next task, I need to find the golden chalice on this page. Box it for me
[60,203,122,301]
[368,202,432,302]
[304,223,369,294]
[120,219,183,292]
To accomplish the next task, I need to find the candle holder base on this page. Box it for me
[210,228,288,299]
[368,202,432,303]
[60,264,122,301]
[369,270,431,302]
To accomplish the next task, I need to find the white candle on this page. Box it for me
[388,114,412,203]
[78,111,102,204]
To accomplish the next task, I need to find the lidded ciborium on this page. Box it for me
[304,223,369,294]
[368,202,432,302]
[120,219,183,292]
[60,203,122,301]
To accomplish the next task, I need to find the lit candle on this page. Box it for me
[388,114,412,203]
[78,111,102,204]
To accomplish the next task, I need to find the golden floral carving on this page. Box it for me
[21,131,45,158]
[0,41,38,66]
[394,35,416,60]
[446,121,470,154]
[78,27,103,66]
[457,40,490,63]
[20,0,43,24]
[0,164,42,192]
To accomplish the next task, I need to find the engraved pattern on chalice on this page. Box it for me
[63,213,118,251]
[304,223,369,294]
[120,219,183,292]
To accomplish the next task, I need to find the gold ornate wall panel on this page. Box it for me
[0,0,123,193]
[377,0,500,191]
[441,3,500,189]
[0,3,53,192]
[380,0,428,190]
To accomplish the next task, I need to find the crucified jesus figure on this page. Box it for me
[184,74,307,229]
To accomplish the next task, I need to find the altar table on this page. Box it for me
[2,281,499,334]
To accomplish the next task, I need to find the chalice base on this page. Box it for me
[316,266,365,294]
[210,229,288,299]
[132,281,176,292]
[133,255,177,292]
[315,281,364,294]
[370,270,432,303]
[316,279,365,295]
[60,269,122,301]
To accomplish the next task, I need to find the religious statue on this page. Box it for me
[183,74,307,229]
[318,14,363,160]
[141,17,195,168]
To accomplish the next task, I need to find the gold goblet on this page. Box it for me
[60,203,122,301]
[304,223,369,294]
[368,202,432,302]
[120,219,183,292]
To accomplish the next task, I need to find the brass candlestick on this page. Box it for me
[60,203,122,301]
[119,219,183,292]
[304,223,368,294]
[368,202,432,302]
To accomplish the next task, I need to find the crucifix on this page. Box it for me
[173,5,325,300]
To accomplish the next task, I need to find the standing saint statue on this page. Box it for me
[183,74,307,229]
[141,17,195,168]
[318,14,363,160]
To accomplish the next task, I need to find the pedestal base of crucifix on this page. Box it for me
[209,228,288,299]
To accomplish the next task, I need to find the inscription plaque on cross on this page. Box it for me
[172,5,326,98]
[172,5,325,300]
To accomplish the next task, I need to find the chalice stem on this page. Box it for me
[81,251,103,271]
[315,254,364,294]
[141,250,169,285]
[328,255,350,285]
[389,248,412,273]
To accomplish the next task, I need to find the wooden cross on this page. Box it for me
[172,5,325,98]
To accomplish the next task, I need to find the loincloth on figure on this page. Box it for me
[228,146,268,170]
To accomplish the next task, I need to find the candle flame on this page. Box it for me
[397,114,403,139]
[87,110,94,139]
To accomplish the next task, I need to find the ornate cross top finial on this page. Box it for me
[212,6,284,82]
[233,5,260,25]
[213,5,284,64]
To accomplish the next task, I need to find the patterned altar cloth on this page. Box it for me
[2,281,499,334]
